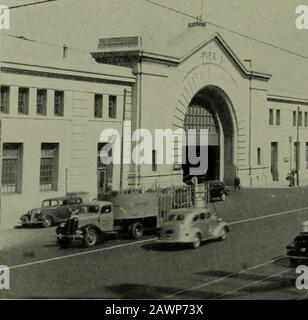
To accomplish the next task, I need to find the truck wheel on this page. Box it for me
[219,227,228,240]
[192,233,201,249]
[57,238,71,248]
[83,228,98,248]
[42,216,53,228]
[129,222,144,240]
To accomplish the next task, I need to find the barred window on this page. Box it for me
[94,94,103,118]
[293,111,297,126]
[2,143,23,194]
[305,112,308,127]
[54,91,64,116]
[37,89,47,115]
[276,110,280,126]
[40,143,59,191]
[269,109,273,125]
[108,95,117,119]
[0,86,10,114]
[298,111,303,127]
[18,88,29,115]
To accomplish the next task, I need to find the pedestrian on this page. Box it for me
[234,175,241,190]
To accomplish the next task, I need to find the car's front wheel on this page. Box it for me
[192,233,201,249]
[83,228,98,248]
[219,227,228,240]
[42,216,53,228]
[221,193,226,201]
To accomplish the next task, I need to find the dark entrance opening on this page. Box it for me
[182,145,220,183]
[182,85,236,185]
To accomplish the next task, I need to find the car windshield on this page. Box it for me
[80,205,99,214]
[166,213,186,222]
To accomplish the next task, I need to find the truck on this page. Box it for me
[55,187,193,248]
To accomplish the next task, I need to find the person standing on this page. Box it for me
[234,175,241,190]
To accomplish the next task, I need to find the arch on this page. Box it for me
[174,82,238,185]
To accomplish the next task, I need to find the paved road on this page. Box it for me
[1,187,308,299]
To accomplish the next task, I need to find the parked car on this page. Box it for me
[17,196,83,228]
[157,208,229,249]
[208,180,229,201]
[184,175,228,201]
[286,220,308,266]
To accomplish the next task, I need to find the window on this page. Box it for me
[193,214,200,222]
[2,143,23,194]
[37,89,47,115]
[293,111,297,126]
[40,143,59,191]
[298,111,303,127]
[0,86,10,114]
[306,142,308,169]
[305,112,308,127]
[257,148,262,166]
[152,150,157,172]
[276,110,280,126]
[18,88,29,114]
[54,91,64,116]
[94,94,103,118]
[108,95,117,119]
[269,109,273,125]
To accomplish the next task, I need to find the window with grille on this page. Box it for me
[293,111,297,126]
[108,95,117,119]
[94,94,103,118]
[54,91,64,116]
[18,88,29,114]
[276,110,280,126]
[2,143,23,194]
[0,86,10,114]
[269,109,273,125]
[37,89,47,115]
[40,143,59,191]
[305,112,308,127]
[298,111,303,127]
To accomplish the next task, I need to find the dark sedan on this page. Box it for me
[17,196,83,228]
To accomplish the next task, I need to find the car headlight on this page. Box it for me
[60,223,66,228]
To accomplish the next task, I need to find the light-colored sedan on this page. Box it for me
[157,208,229,249]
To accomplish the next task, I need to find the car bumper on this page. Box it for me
[56,233,84,240]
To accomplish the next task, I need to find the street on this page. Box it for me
[1,187,308,299]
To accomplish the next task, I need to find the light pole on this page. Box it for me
[296,107,300,186]
[289,136,293,187]
[244,59,252,186]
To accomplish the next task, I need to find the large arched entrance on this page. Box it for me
[182,85,236,185]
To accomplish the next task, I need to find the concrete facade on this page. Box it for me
[1,24,308,228]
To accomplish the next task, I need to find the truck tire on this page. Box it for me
[129,222,144,240]
[83,228,98,248]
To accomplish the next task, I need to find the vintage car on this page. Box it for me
[184,176,228,201]
[208,180,229,201]
[157,208,230,249]
[17,196,83,228]
[286,220,308,266]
